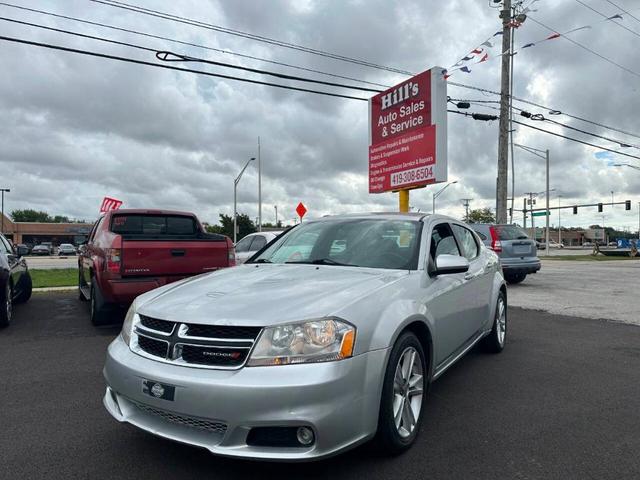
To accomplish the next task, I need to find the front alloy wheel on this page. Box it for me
[393,347,424,438]
[482,291,507,353]
[376,331,427,454]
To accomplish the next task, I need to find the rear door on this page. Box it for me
[111,214,228,276]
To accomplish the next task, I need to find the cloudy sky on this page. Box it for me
[1,0,639,231]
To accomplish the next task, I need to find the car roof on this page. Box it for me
[106,209,197,216]
[315,212,430,222]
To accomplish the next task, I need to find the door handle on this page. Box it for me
[171,249,186,257]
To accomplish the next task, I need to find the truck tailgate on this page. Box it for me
[121,240,228,276]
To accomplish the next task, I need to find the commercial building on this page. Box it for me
[0,213,94,246]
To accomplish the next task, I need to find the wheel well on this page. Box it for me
[402,320,433,378]
[500,284,507,303]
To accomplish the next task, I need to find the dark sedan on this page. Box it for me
[31,244,51,256]
[0,234,32,327]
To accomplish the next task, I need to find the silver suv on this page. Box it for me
[469,224,540,284]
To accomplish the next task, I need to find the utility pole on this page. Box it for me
[274,205,278,226]
[558,194,562,245]
[545,149,550,257]
[496,0,512,224]
[462,198,472,222]
[525,192,537,239]
[523,197,527,229]
[258,136,262,232]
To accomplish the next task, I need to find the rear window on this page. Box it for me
[111,215,197,236]
[495,225,529,240]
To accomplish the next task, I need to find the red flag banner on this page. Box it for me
[100,196,123,213]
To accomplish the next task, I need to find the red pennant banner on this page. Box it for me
[100,196,123,213]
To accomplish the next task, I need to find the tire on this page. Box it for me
[0,282,12,328]
[505,272,526,284]
[481,291,507,353]
[90,280,111,326]
[14,273,32,304]
[376,331,428,455]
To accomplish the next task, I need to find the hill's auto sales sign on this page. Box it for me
[368,67,447,193]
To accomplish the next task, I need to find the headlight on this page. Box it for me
[247,318,355,366]
[121,301,137,345]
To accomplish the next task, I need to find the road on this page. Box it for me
[1,292,639,479]
[509,259,640,325]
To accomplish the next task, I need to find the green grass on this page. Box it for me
[542,254,639,261]
[30,268,77,288]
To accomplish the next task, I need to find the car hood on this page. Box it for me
[137,264,407,326]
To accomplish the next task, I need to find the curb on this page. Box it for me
[33,286,77,292]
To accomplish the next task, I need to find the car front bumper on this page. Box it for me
[103,335,388,461]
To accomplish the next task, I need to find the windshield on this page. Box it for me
[252,218,421,270]
[495,225,529,240]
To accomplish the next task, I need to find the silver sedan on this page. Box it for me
[103,213,506,460]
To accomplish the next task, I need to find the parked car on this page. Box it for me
[79,209,236,325]
[536,239,564,249]
[31,244,51,256]
[16,243,31,254]
[582,242,593,247]
[104,213,506,460]
[234,231,283,264]
[470,223,540,284]
[0,234,32,327]
[58,243,77,256]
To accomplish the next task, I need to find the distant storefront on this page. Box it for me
[0,213,94,246]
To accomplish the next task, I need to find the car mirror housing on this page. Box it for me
[433,254,470,276]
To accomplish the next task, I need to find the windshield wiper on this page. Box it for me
[252,258,272,263]
[286,258,359,267]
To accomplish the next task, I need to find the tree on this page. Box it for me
[11,209,52,222]
[466,208,496,224]
[205,213,256,240]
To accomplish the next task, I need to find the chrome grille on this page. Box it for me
[131,315,261,370]
[130,400,227,435]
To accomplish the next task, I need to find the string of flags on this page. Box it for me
[442,5,627,81]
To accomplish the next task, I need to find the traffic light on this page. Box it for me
[598,203,603,212]
[573,206,578,214]
[625,200,631,210]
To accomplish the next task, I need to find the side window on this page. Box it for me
[452,224,479,260]
[235,235,253,253]
[430,223,460,261]
[249,235,267,252]
[89,216,104,242]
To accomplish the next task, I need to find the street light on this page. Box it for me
[0,188,9,235]
[233,157,255,244]
[432,181,458,214]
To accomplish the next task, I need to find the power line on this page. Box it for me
[527,15,640,80]
[449,81,640,141]
[511,119,640,160]
[88,0,413,75]
[573,0,640,39]
[0,16,381,93]
[0,2,390,88]
[0,34,369,101]
[605,0,640,24]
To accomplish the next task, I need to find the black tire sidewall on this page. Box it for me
[0,282,11,327]
[377,331,428,453]
[484,291,507,353]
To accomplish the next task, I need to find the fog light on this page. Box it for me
[296,426,314,446]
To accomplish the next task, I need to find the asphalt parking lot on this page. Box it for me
[1,292,639,479]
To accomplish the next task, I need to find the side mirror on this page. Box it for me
[433,254,469,276]
[16,245,29,257]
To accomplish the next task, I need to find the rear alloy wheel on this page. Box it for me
[0,282,12,328]
[376,331,427,454]
[482,291,507,353]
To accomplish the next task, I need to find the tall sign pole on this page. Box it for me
[496,0,512,223]
[545,149,550,256]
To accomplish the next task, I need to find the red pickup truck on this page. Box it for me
[78,209,235,325]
